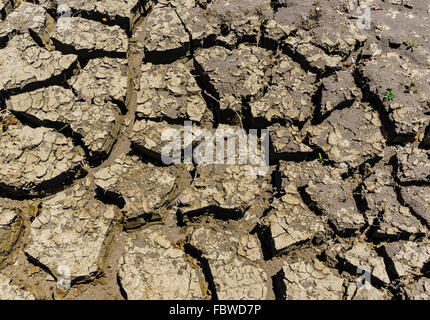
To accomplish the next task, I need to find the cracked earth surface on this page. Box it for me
[0,0,429,300]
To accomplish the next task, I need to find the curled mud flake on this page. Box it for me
[130,119,188,159]
[305,172,365,234]
[64,0,144,24]
[0,0,23,21]
[205,0,273,45]
[344,282,391,300]
[317,70,362,121]
[327,242,390,285]
[278,245,391,300]
[307,3,367,59]
[283,36,343,75]
[268,123,311,156]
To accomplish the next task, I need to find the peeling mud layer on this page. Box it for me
[0,0,429,300]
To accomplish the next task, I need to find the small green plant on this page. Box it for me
[317,153,329,164]
[384,90,395,101]
[405,81,417,94]
[403,39,420,51]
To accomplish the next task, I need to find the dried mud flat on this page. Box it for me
[0,0,429,300]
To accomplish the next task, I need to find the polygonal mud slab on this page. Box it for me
[276,159,320,189]
[0,2,54,49]
[194,45,272,112]
[137,60,207,122]
[9,86,122,163]
[307,103,385,167]
[176,125,273,219]
[368,3,429,47]
[189,224,267,299]
[94,154,188,219]
[145,0,273,63]
[384,241,430,277]
[69,57,128,102]
[262,188,327,254]
[344,282,391,300]
[396,147,430,183]
[0,34,77,93]
[279,259,345,300]
[278,160,365,234]
[318,70,361,120]
[173,3,219,47]
[202,0,272,45]
[283,36,343,74]
[365,4,430,67]
[361,52,430,141]
[25,178,115,280]
[401,186,430,227]
[263,0,315,44]
[144,2,189,62]
[0,199,24,263]
[304,2,367,59]
[49,17,128,53]
[249,54,317,124]
[119,226,206,300]
[0,120,85,198]
[276,247,389,300]
[325,242,390,285]
[131,120,259,164]
[362,166,427,239]
[63,0,147,29]
[179,163,273,218]
[0,274,35,300]
[130,119,188,160]
[305,165,365,233]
